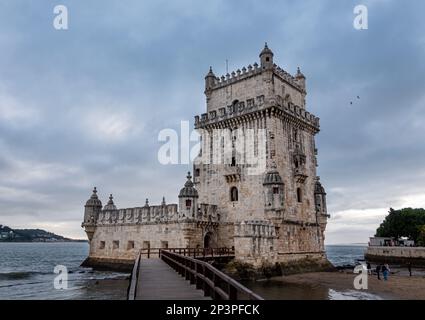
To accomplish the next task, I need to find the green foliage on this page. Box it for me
[417,225,425,246]
[0,225,70,242]
[376,208,425,242]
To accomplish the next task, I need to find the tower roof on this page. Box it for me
[296,67,305,79]
[263,164,284,185]
[103,194,117,211]
[259,42,274,57]
[205,66,215,78]
[314,178,326,195]
[85,187,102,207]
[178,172,199,198]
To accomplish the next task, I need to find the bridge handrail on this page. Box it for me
[127,251,141,300]
[139,247,235,259]
[159,249,263,300]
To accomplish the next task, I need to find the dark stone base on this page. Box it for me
[365,254,425,267]
[81,257,135,272]
[222,257,336,281]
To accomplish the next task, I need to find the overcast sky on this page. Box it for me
[0,0,424,244]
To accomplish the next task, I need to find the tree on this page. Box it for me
[375,208,425,243]
[417,225,425,247]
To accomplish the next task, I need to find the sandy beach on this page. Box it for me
[275,269,425,300]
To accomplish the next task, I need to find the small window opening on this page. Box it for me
[230,187,238,202]
[297,188,302,203]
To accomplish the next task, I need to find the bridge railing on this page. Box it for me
[140,247,235,259]
[127,251,142,300]
[159,249,263,300]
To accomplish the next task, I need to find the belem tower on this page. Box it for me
[82,44,331,273]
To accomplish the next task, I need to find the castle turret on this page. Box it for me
[314,177,329,244]
[295,67,306,91]
[260,42,274,70]
[205,66,216,92]
[83,187,102,224]
[178,172,198,220]
[314,177,327,217]
[82,187,102,240]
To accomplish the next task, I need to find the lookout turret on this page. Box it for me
[83,187,102,225]
[178,172,198,220]
[259,42,274,70]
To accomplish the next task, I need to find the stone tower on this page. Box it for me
[178,172,199,220]
[82,187,102,240]
[81,44,330,273]
[194,44,330,267]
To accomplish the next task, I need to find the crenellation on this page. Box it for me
[195,97,320,131]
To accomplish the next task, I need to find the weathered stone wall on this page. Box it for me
[366,246,425,259]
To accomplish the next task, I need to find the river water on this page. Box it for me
[0,242,128,300]
[0,242,370,300]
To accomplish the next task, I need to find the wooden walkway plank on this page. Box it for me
[135,258,211,300]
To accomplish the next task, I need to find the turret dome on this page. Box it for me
[259,42,274,57]
[263,169,284,185]
[178,172,199,198]
[85,187,102,207]
[314,178,326,194]
[103,194,117,211]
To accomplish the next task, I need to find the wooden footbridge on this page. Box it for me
[127,247,263,300]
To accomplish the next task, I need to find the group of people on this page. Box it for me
[374,263,391,281]
[365,262,413,281]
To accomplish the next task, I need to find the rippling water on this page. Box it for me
[0,243,369,300]
[326,244,367,266]
[0,242,129,300]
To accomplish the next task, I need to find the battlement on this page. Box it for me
[92,202,220,226]
[195,95,320,130]
[97,203,178,225]
[207,63,304,93]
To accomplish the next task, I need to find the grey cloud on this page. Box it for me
[0,1,424,241]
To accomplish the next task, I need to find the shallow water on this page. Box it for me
[0,242,129,300]
[241,245,380,300]
[242,279,383,300]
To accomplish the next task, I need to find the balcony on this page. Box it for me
[224,165,241,183]
[294,167,308,183]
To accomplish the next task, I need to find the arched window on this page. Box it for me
[297,188,302,203]
[230,187,238,202]
[185,199,192,208]
[232,100,239,113]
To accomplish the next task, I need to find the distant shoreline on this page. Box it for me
[0,239,88,243]
[326,243,368,246]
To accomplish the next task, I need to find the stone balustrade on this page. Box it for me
[195,95,320,130]
[95,203,220,226]
[235,220,277,239]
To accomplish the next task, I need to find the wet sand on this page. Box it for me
[274,269,425,300]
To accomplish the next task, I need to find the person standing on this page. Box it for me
[376,264,381,280]
[367,262,372,275]
[407,262,412,277]
[382,264,390,281]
